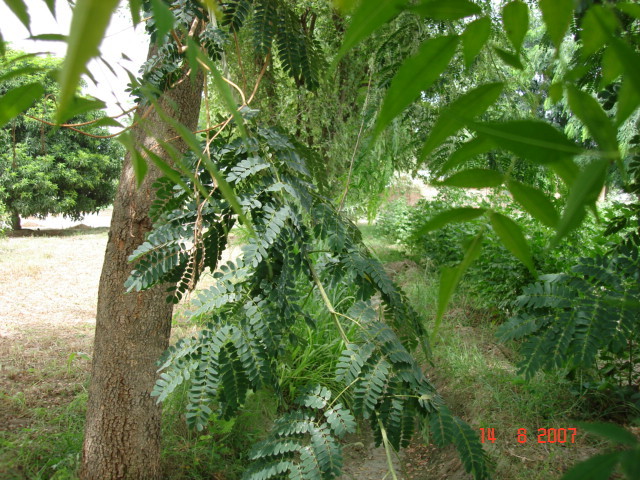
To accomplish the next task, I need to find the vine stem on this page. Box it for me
[377,417,400,480]
[305,254,349,344]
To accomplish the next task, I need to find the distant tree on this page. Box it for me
[0,50,123,229]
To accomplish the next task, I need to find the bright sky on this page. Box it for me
[0,0,149,116]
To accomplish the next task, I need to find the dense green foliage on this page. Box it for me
[128,121,488,478]
[377,189,636,311]
[0,51,122,228]
[496,247,639,385]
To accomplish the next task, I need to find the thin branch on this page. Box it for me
[23,114,137,138]
[233,30,248,92]
[338,67,373,212]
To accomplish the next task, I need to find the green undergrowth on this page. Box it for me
[361,224,615,480]
[0,391,86,479]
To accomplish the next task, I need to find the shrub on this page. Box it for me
[377,188,635,313]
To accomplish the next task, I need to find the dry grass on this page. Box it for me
[0,230,106,433]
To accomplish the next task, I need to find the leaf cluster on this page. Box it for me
[129,124,489,479]
[497,247,640,384]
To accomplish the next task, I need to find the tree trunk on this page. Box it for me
[80,62,204,478]
[10,209,20,230]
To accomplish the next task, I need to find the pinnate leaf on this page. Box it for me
[438,168,504,188]
[567,86,619,159]
[577,422,639,446]
[435,233,483,332]
[411,0,482,21]
[0,82,44,127]
[461,17,491,69]
[489,212,535,273]
[57,0,120,122]
[413,207,486,237]
[421,82,503,161]
[493,46,523,69]
[507,180,559,228]
[560,452,620,480]
[502,1,528,53]
[554,158,609,244]
[439,137,494,174]
[470,120,582,165]
[6,0,31,32]
[375,35,459,136]
[539,0,573,52]
[336,0,407,60]
[150,0,176,42]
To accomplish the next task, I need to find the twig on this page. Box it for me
[338,67,373,212]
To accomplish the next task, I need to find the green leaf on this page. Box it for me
[549,82,563,104]
[375,35,459,137]
[439,137,494,174]
[493,46,523,69]
[119,131,147,186]
[609,37,640,99]
[150,96,252,234]
[208,63,249,141]
[42,0,56,17]
[129,0,142,25]
[142,146,195,193]
[620,448,640,480]
[539,0,573,52]
[413,207,486,237]
[60,96,107,123]
[560,452,620,480]
[618,3,640,18]
[578,422,639,446]
[554,158,609,244]
[336,0,407,61]
[189,37,249,141]
[57,0,120,122]
[616,79,640,127]
[470,120,582,165]
[150,0,176,42]
[461,17,491,69]
[502,1,528,53]
[438,168,503,188]
[581,5,618,57]
[567,86,619,160]
[91,116,124,128]
[411,0,482,21]
[507,180,559,228]
[601,47,623,87]
[489,212,535,273]
[29,34,67,42]
[0,82,44,127]
[6,0,31,33]
[0,65,42,84]
[421,82,503,161]
[435,233,483,333]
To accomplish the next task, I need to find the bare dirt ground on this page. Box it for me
[0,229,105,432]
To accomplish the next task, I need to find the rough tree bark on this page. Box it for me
[80,50,204,479]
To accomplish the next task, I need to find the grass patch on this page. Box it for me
[360,225,612,479]
[0,391,86,479]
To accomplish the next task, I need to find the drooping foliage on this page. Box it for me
[127,122,489,479]
[496,246,640,381]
